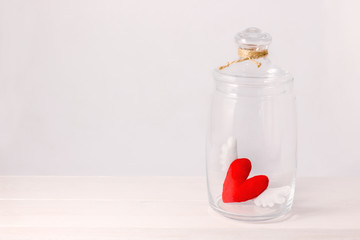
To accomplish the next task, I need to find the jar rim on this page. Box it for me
[213,69,293,87]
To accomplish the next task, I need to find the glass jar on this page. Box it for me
[206,27,297,221]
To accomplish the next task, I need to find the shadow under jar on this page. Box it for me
[206,27,297,221]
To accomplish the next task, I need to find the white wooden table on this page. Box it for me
[0,177,359,239]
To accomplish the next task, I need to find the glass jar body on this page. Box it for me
[206,73,297,221]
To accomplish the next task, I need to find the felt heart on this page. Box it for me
[222,158,269,203]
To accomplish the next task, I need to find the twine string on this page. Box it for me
[219,48,268,70]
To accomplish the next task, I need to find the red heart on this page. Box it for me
[222,158,269,203]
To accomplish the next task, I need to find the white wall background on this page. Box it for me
[0,0,359,176]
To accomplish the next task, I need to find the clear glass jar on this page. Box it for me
[206,27,297,221]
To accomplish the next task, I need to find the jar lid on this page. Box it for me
[235,27,272,49]
[214,27,292,84]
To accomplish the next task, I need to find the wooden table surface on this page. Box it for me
[0,177,359,239]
